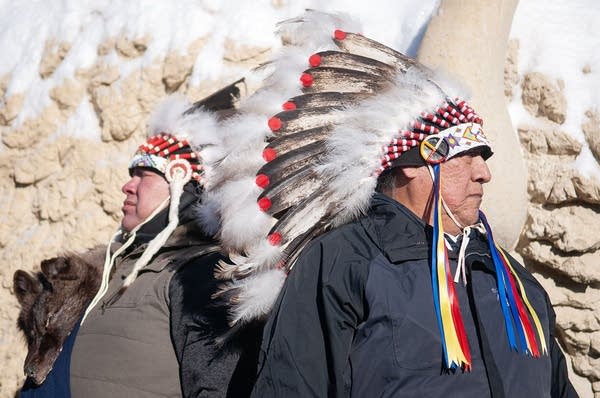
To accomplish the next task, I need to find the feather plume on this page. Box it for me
[269,106,342,136]
[302,67,390,94]
[258,140,327,184]
[222,268,287,325]
[334,32,419,72]
[258,167,325,216]
[148,95,191,137]
[265,126,333,156]
[286,92,367,109]
[312,51,397,78]
[267,189,335,251]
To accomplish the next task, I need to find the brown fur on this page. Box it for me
[13,246,105,385]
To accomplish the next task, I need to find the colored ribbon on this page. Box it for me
[480,211,546,357]
[431,164,472,370]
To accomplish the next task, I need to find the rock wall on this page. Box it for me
[0,8,598,398]
[507,40,600,397]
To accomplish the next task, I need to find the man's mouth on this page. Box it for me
[122,200,136,212]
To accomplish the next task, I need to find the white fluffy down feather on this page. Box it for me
[148,94,222,147]
[228,268,287,324]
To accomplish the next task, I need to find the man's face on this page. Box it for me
[120,168,170,232]
[440,149,492,231]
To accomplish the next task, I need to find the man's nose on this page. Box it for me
[473,156,492,184]
[121,176,139,195]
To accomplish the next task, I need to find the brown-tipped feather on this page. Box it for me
[287,92,368,110]
[258,167,326,217]
[302,67,390,94]
[271,106,342,136]
[280,218,331,272]
[334,32,418,73]
[184,78,245,113]
[314,51,396,78]
[266,126,333,156]
[214,259,240,281]
[266,188,334,251]
[259,140,327,185]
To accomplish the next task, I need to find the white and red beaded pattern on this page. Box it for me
[136,133,204,182]
[255,26,483,244]
[376,98,483,174]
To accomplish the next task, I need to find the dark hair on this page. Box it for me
[375,168,397,194]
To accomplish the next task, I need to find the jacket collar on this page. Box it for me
[360,193,491,265]
[115,222,218,271]
[359,193,432,263]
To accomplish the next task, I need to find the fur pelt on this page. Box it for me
[13,246,104,385]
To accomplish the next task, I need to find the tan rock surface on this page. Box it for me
[39,40,71,79]
[524,152,600,207]
[518,125,582,156]
[91,75,145,142]
[526,205,600,253]
[521,72,567,124]
[523,241,600,284]
[573,174,600,205]
[50,78,86,110]
[115,35,149,58]
[3,102,64,150]
[504,39,519,99]
[0,92,24,126]
[583,110,600,163]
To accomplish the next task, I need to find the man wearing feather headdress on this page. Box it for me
[205,11,578,398]
[15,81,260,398]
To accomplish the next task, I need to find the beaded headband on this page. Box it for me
[129,133,203,182]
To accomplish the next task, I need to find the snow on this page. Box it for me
[0,0,437,126]
[0,0,597,178]
[55,98,102,141]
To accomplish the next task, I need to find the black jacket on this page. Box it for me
[170,250,261,398]
[252,193,577,398]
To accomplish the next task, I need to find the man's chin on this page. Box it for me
[121,217,138,233]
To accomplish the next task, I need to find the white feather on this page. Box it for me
[228,268,287,324]
[148,95,191,138]
[193,194,220,236]
[216,177,276,251]
[277,10,362,49]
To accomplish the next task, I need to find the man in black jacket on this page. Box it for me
[252,164,577,397]
[232,12,579,398]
